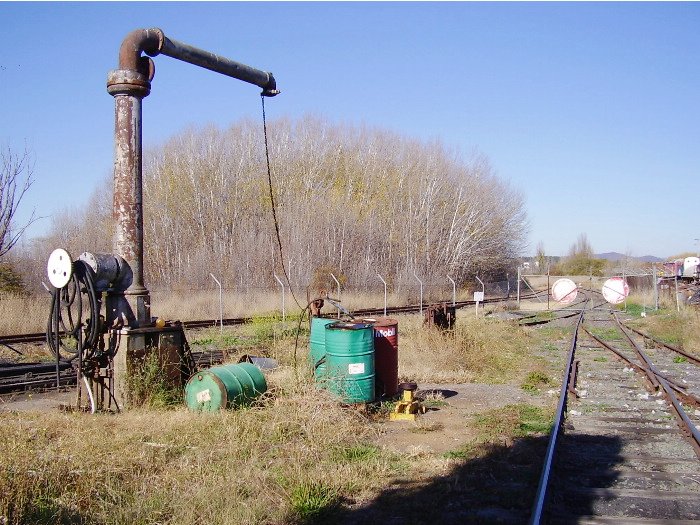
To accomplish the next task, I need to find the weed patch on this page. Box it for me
[288,481,340,522]
[521,371,553,394]
[474,404,553,441]
[126,352,183,408]
[588,327,620,341]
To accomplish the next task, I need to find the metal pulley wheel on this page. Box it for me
[46,249,101,361]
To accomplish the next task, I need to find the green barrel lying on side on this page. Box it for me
[185,362,267,412]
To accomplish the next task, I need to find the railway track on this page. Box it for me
[531,293,700,523]
[0,291,545,395]
[0,290,543,347]
[0,350,226,396]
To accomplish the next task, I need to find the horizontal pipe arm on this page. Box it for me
[158,36,278,95]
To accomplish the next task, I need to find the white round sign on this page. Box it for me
[47,248,73,289]
[551,278,578,304]
[602,277,629,305]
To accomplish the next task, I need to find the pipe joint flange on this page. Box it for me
[107,68,152,98]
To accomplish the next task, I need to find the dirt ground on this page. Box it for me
[375,382,555,455]
[0,389,75,412]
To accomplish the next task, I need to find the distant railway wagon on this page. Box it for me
[683,256,700,278]
[661,257,699,279]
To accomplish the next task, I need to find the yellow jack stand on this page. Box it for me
[390,382,426,421]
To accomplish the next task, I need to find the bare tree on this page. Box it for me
[18,116,530,292]
[0,147,37,258]
[535,241,546,274]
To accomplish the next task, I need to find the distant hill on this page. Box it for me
[596,252,663,263]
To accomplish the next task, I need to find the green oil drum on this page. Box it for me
[325,322,375,404]
[185,362,267,412]
[309,316,338,379]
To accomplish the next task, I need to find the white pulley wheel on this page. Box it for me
[47,248,73,288]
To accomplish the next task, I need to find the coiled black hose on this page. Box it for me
[46,260,100,362]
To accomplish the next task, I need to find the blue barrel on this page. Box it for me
[325,322,375,403]
[309,316,337,379]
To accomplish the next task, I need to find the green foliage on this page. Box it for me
[673,356,688,363]
[126,352,183,408]
[521,371,553,394]
[474,404,553,440]
[250,313,308,343]
[549,233,606,276]
[0,263,24,293]
[542,342,559,352]
[553,256,606,277]
[589,327,620,341]
[593,356,608,362]
[288,481,339,522]
[442,448,474,460]
[620,302,646,316]
[332,444,380,463]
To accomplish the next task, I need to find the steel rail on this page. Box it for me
[624,324,700,366]
[583,325,700,457]
[614,313,694,394]
[583,328,698,404]
[656,375,700,458]
[529,301,587,524]
[0,290,545,347]
[0,349,225,395]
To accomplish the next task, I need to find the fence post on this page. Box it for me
[623,268,627,311]
[377,273,388,317]
[475,276,485,317]
[517,266,521,309]
[653,265,659,311]
[413,271,423,314]
[209,273,223,334]
[447,275,456,306]
[274,273,286,322]
[675,274,680,312]
[330,273,341,319]
[547,266,550,311]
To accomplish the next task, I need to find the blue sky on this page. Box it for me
[1,2,698,258]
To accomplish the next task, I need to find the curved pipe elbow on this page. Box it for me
[118,28,165,72]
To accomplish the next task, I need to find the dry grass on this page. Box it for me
[634,307,700,357]
[398,311,534,384]
[0,307,552,524]
[0,293,49,336]
[0,369,402,525]
[2,290,422,336]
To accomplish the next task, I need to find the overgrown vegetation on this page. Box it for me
[588,327,620,341]
[24,286,697,523]
[635,309,700,357]
[0,263,24,294]
[398,313,537,384]
[442,403,554,463]
[126,352,183,408]
[0,372,399,525]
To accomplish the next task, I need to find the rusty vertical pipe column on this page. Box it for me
[107,31,160,326]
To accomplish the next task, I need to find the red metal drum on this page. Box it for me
[372,317,399,397]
